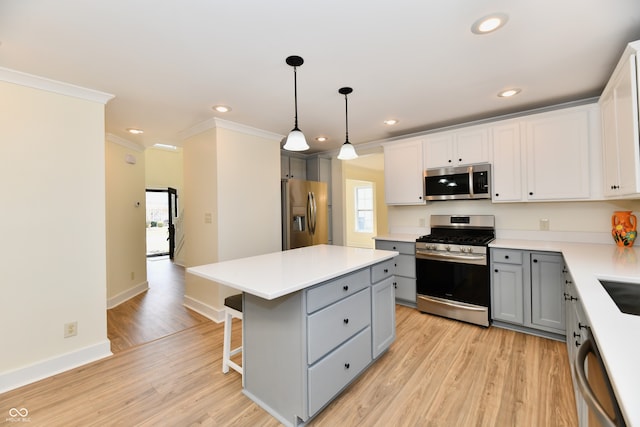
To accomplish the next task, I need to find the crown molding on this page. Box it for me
[106,133,145,152]
[178,116,284,142]
[0,66,114,104]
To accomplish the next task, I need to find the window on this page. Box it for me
[355,185,374,233]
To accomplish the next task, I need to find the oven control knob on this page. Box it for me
[445,245,451,251]
[461,247,468,253]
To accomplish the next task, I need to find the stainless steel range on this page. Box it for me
[415,215,495,327]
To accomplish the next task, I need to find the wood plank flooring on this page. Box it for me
[107,257,209,353]
[2,258,577,426]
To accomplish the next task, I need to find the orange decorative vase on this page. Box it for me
[611,211,637,247]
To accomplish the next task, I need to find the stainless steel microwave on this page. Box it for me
[424,163,491,201]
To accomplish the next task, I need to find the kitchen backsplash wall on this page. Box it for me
[387,199,640,243]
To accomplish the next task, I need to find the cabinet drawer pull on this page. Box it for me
[533,259,538,263]
[383,268,389,273]
[344,363,350,369]
[504,255,509,259]
[343,285,349,291]
[343,318,349,324]
[494,269,499,273]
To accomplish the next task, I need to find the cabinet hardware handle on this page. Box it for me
[575,340,581,347]
[529,192,534,196]
[383,268,389,273]
[458,158,462,162]
[505,255,509,259]
[494,269,499,273]
[393,282,397,288]
[533,259,538,263]
[565,279,572,284]
[343,318,349,324]
[495,193,499,197]
[448,159,452,163]
[343,285,349,291]
[573,332,581,338]
[571,296,577,301]
[419,196,422,200]
[578,322,587,330]
[344,363,350,369]
[393,246,397,250]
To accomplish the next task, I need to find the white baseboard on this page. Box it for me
[107,281,149,309]
[183,295,224,323]
[0,340,112,394]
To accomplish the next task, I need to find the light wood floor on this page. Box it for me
[1,259,578,426]
[107,257,209,353]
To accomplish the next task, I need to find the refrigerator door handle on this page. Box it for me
[306,192,314,235]
[311,191,317,235]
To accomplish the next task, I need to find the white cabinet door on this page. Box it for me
[524,108,591,200]
[601,50,640,197]
[423,133,454,168]
[455,126,489,165]
[423,127,489,168]
[491,121,523,202]
[383,139,425,205]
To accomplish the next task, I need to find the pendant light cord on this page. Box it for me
[344,92,349,143]
[293,66,299,129]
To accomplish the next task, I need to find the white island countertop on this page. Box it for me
[187,244,399,300]
[491,239,640,426]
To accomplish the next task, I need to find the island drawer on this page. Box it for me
[308,326,372,416]
[371,259,395,283]
[307,268,370,313]
[491,248,523,265]
[307,288,371,364]
[375,240,415,255]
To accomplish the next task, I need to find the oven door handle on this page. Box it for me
[419,295,487,312]
[416,250,486,263]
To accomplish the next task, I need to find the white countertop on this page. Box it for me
[491,239,640,426]
[187,245,399,300]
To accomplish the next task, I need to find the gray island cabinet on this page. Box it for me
[188,245,398,426]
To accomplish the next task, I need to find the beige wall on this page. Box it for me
[183,120,281,319]
[0,77,112,387]
[145,146,184,196]
[105,139,148,304]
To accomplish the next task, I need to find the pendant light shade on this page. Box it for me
[283,55,309,151]
[337,87,358,160]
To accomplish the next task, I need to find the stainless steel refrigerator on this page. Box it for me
[281,179,328,250]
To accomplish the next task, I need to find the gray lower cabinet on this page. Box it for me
[243,260,396,427]
[375,239,416,305]
[490,248,565,336]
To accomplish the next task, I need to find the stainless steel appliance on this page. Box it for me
[424,163,491,201]
[415,214,495,327]
[575,327,626,427]
[281,179,328,250]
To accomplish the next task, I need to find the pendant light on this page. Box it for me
[283,55,309,151]
[337,87,358,160]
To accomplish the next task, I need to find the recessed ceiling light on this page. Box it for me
[153,143,177,150]
[315,136,328,142]
[384,119,399,126]
[212,105,232,113]
[471,13,509,35]
[127,128,144,135]
[497,88,521,98]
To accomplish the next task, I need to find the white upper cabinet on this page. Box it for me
[423,125,489,168]
[383,138,425,205]
[524,107,591,200]
[491,121,523,202]
[599,40,640,197]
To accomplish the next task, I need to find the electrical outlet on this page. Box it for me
[64,321,77,338]
[539,218,549,231]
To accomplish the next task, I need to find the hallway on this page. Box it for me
[107,257,209,353]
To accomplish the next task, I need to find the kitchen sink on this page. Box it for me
[599,279,640,316]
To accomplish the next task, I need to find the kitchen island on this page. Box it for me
[187,244,399,426]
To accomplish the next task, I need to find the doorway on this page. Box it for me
[146,188,178,258]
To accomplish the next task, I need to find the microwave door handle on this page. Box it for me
[468,165,475,198]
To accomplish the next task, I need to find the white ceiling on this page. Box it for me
[2,1,640,154]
